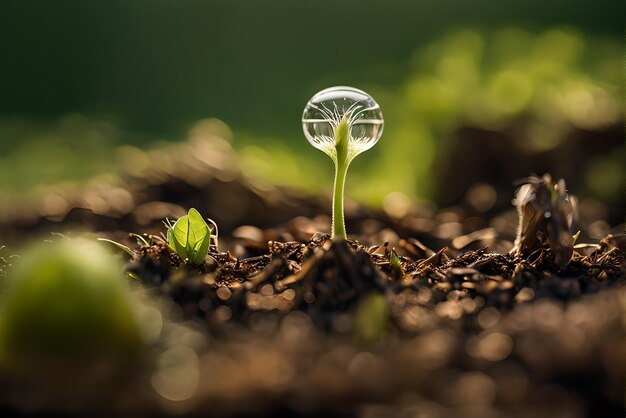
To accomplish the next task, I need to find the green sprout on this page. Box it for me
[165,208,218,265]
[302,86,384,239]
[390,247,403,274]
[98,238,135,257]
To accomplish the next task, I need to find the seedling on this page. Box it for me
[302,86,384,239]
[98,210,217,268]
[390,247,403,274]
[165,208,218,265]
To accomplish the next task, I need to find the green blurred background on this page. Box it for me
[0,0,623,221]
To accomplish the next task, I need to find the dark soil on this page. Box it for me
[0,139,624,418]
[119,224,624,418]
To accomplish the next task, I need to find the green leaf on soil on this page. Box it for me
[172,214,190,249]
[166,208,212,266]
[390,247,402,273]
[168,221,188,260]
[187,208,210,265]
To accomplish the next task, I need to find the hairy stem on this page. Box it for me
[332,114,351,239]
[332,160,349,239]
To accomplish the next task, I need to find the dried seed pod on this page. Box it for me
[511,174,577,267]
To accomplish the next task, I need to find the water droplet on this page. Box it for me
[302,86,384,162]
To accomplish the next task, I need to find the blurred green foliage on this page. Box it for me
[240,28,623,205]
[0,116,122,198]
[0,18,622,210]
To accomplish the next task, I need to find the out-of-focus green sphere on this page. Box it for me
[0,239,141,372]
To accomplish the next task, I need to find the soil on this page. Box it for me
[0,139,624,418]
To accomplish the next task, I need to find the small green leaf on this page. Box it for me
[169,216,189,260]
[165,208,213,266]
[190,233,210,265]
[334,113,350,159]
[186,209,206,246]
[174,239,188,260]
[172,214,190,249]
[187,208,210,265]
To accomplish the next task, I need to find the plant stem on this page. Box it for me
[332,113,351,240]
[332,159,349,239]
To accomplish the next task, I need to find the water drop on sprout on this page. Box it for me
[302,86,384,239]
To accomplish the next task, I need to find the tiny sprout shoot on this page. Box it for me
[303,86,384,239]
[98,233,165,258]
[130,233,150,247]
[390,247,402,273]
[572,230,581,245]
[165,208,217,265]
[98,238,135,257]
